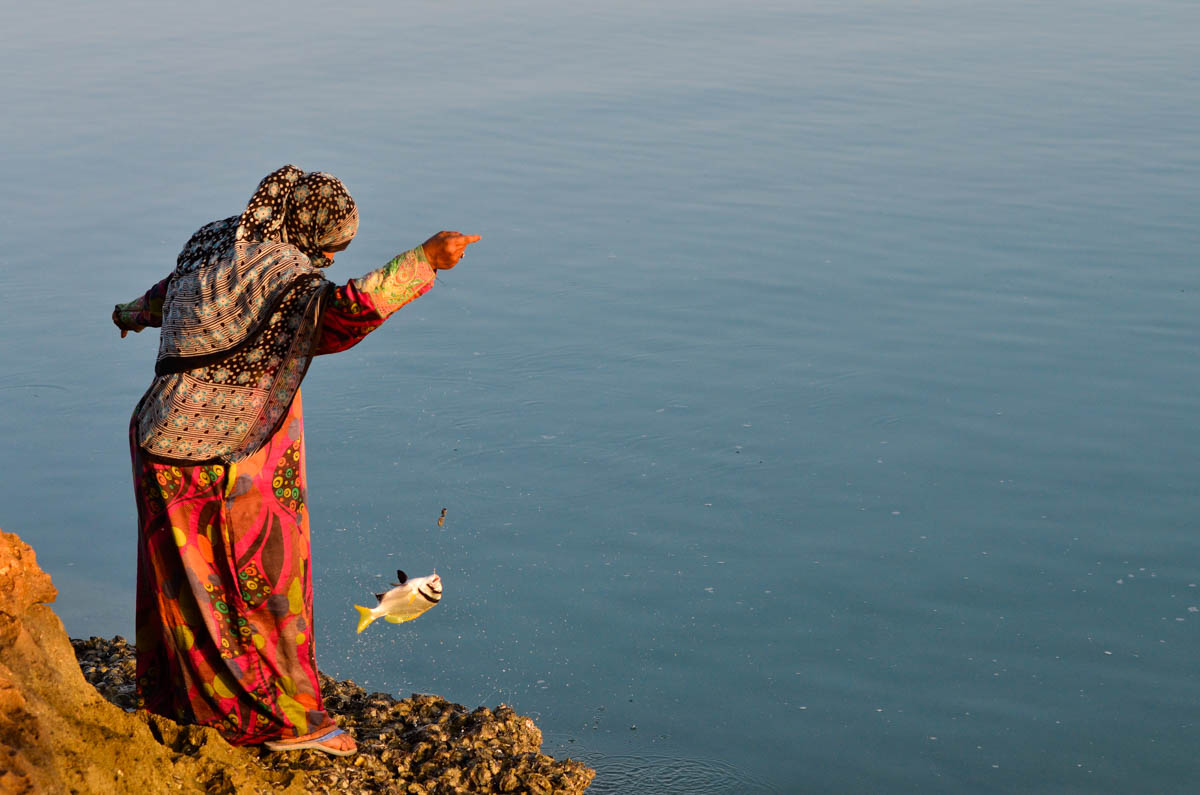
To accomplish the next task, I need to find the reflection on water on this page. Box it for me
[2,0,1199,792]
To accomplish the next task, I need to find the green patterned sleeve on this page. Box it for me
[314,247,438,355]
[348,246,437,317]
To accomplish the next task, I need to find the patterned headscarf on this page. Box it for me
[136,166,356,465]
[176,165,359,275]
[236,166,359,263]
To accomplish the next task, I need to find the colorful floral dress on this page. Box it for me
[119,249,434,745]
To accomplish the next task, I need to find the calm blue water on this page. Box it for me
[2,1,1199,791]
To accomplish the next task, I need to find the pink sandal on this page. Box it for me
[264,726,357,757]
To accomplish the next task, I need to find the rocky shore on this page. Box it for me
[0,529,593,794]
[73,635,593,794]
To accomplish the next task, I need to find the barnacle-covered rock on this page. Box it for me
[68,631,594,793]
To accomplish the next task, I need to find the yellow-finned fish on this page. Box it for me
[354,570,442,634]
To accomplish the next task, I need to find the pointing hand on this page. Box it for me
[422,231,481,271]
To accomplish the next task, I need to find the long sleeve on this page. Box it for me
[113,276,171,334]
[314,247,437,355]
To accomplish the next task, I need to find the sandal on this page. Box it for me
[264,726,357,757]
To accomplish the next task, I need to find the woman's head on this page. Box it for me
[237,165,359,264]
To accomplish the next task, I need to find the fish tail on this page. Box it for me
[354,604,375,634]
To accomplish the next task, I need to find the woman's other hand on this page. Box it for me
[114,307,143,338]
[422,231,481,271]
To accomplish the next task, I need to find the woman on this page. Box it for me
[113,165,479,756]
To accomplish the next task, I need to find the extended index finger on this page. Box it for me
[463,234,482,245]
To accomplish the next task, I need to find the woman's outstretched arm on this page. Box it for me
[314,231,480,355]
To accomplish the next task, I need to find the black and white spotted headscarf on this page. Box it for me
[236,165,359,263]
[176,165,359,275]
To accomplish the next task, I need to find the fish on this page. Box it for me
[437,508,447,527]
[354,569,442,634]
